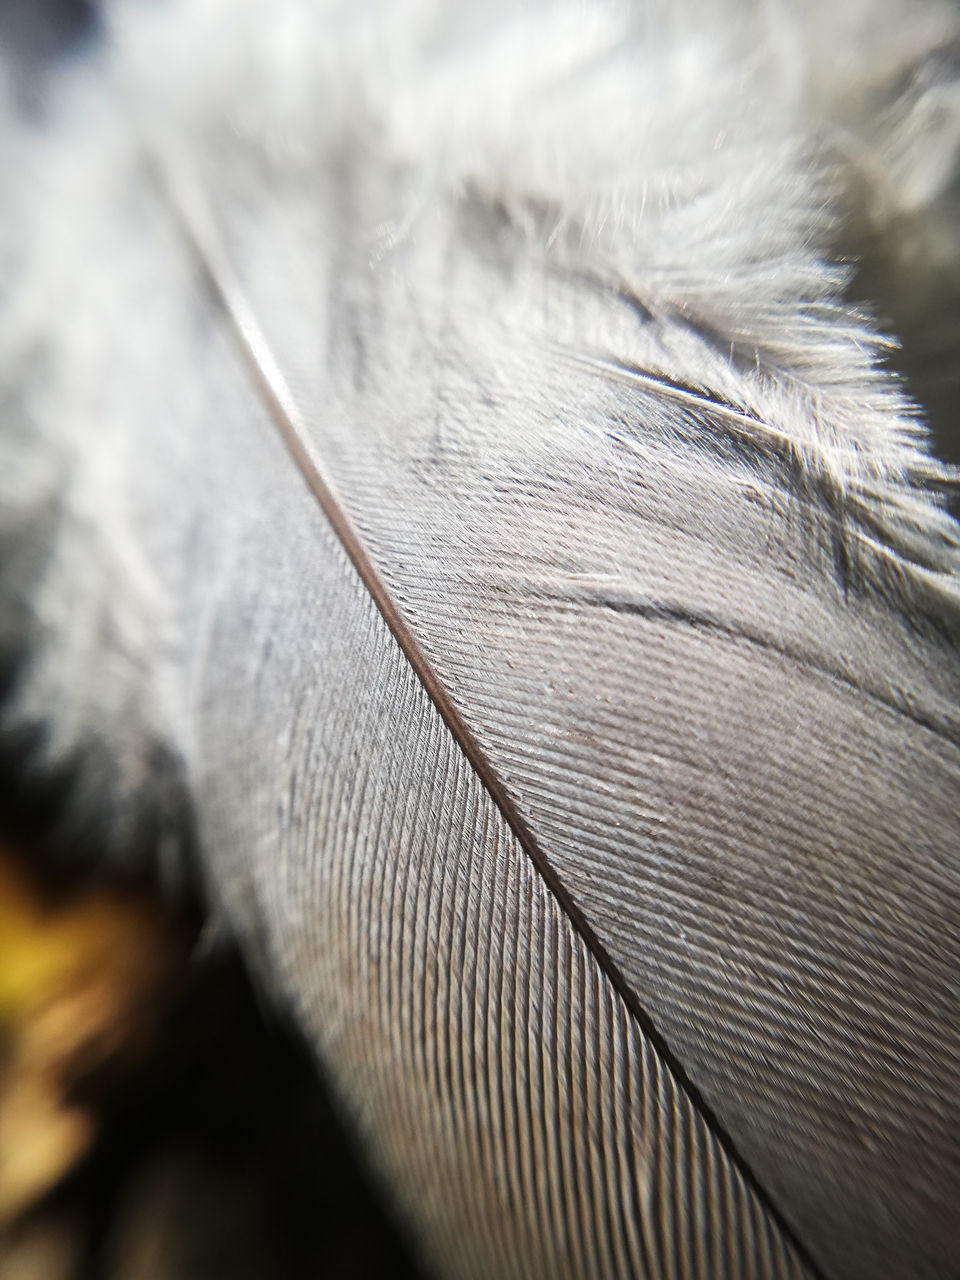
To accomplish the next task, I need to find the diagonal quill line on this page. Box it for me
[551,346,786,440]
[154,152,821,1275]
[557,348,960,574]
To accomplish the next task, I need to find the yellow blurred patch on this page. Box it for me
[0,849,181,1221]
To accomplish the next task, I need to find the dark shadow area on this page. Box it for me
[842,168,960,514]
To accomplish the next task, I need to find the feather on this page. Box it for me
[2,1,960,1277]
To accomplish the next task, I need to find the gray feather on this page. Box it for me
[1,2,959,1277]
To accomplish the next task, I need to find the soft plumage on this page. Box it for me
[1,2,959,1277]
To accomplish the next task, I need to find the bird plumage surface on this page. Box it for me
[1,2,959,1277]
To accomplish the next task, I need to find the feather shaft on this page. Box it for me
[156,151,817,1279]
